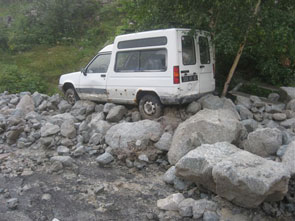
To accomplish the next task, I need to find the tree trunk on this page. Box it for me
[221,0,261,97]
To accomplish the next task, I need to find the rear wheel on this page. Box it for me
[139,94,163,119]
[65,88,79,105]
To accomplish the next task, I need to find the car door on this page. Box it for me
[78,53,111,101]
[197,35,215,93]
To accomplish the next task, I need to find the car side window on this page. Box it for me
[87,54,111,74]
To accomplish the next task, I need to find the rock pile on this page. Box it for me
[0,89,295,219]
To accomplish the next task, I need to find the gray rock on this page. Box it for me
[268,93,280,102]
[89,133,103,145]
[131,111,141,122]
[73,146,85,157]
[90,120,111,136]
[51,156,74,167]
[250,95,262,104]
[163,166,176,184]
[272,113,287,121]
[235,96,251,109]
[154,132,173,151]
[212,150,290,208]
[244,128,282,157]
[192,199,218,219]
[168,109,243,165]
[241,119,259,133]
[105,120,162,149]
[287,99,295,112]
[58,100,72,113]
[60,120,76,138]
[95,104,104,113]
[16,95,34,115]
[186,101,201,114]
[6,198,18,210]
[280,118,295,129]
[200,95,224,110]
[178,198,195,217]
[157,193,185,211]
[276,145,288,157]
[48,113,76,126]
[96,152,114,165]
[203,211,220,221]
[236,104,253,120]
[41,123,60,137]
[138,154,149,162]
[49,94,61,106]
[57,146,70,155]
[10,97,19,105]
[103,103,116,114]
[6,127,24,144]
[282,140,295,176]
[106,105,127,122]
[175,142,239,192]
[279,87,295,102]
[32,91,43,107]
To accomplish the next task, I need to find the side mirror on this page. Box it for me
[81,68,87,76]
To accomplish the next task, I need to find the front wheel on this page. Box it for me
[65,88,79,105]
[139,94,163,119]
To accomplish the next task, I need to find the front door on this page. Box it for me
[78,53,111,101]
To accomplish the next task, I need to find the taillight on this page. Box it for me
[173,66,180,84]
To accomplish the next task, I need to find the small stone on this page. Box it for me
[268,93,280,102]
[73,146,85,157]
[41,193,52,201]
[41,123,60,137]
[203,211,220,221]
[276,145,288,157]
[51,156,74,167]
[135,140,142,147]
[57,146,70,155]
[138,154,149,162]
[155,132,173,151]
[131,111,141,122]
[186,101,201,115]
[6,198,18,210]
[178,198,195,217]
[163,166,176,184]
[157,193,185,211]
[192,199,218,219]
[96,152,114,165]
[94,185,104,194]
[272,113,287,121]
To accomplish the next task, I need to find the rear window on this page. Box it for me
[115,49,167,72]
[118,37,167,49]
[199,36,211,64]
[182,36,196,65]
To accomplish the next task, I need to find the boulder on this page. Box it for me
[241,119,259,133]
[157,193,185,211]
[60,120,76,138]
[103,103,116,114]
[178,198,196,217]
[279,87,295,102]
[106,105,127,122]
[244,128,282,157]
[163,166,176,184]
[272,113,287,121]
[175,142,239,192]
[58,100,72,113]
[235,96,251,109]
[268,93,280,102]
[41,123,60,137]
[236,105,253,120]
[280,118,295,129]
[192,199,218,219]
[200,95,223,110]
[51,156,75,167]
[71,100,95,116]
[186,101,201,115]
[212,150,290,208]
[168,109,243,165]
[32,91,43,107]
[47,113,76,126]
[287,99,295,112]
[105,120,162,149]
[90,120,111,136]
[282,140,295,176]
[16,95,34,115]
[96,152,114,165]
[154,132,173,151]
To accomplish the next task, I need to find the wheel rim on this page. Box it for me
[143,101,156,115]
[67,93,75,105]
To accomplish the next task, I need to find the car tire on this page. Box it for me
[139,94,163,119]
[65,88,79,105]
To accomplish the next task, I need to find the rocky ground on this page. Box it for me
[0,88,295,221]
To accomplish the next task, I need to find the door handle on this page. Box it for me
[200,65,205,68]
[101,74,106,78]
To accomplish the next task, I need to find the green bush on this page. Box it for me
[0,65,47,93]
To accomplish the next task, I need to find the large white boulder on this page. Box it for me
[168,109,243,165]
[244,128,282,157]
[105,120,162,149]
[212,151,290,208]
[175,142,290,208]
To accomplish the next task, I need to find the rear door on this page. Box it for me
[178,32,200,96]
[197,34,215,93]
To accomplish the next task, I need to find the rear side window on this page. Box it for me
[182,36,196,65]
[115,49,167,72]
[118,37,167,49]
[199,36,211,64]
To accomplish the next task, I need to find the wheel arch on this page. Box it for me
[135,90,161,104]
